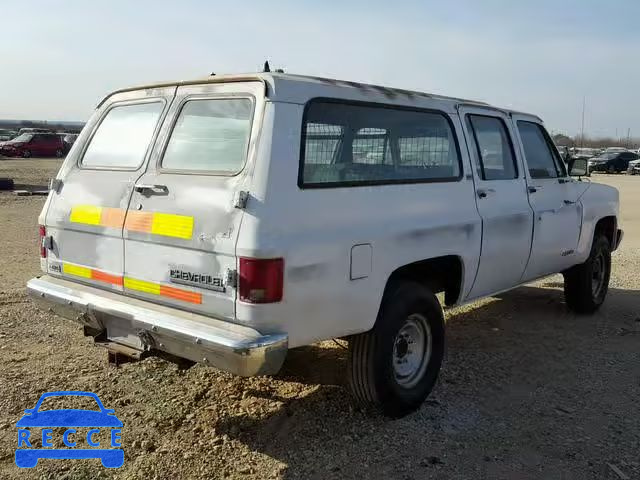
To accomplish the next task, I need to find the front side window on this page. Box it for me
[517,121,564,179]
[300,101,460,187]
[162,98,253,173]
[466,115,518,180]
[82,102,163,168]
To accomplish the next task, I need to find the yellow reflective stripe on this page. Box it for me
[151,213,194,239]
[62,263,92,279]
[70,205,103,225]
[123,277,161,295]
[69,204,194,240]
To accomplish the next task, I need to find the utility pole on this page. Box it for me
[580,96,586,148]
[627,128,631,148]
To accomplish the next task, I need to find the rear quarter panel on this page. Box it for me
[236,102,481,347]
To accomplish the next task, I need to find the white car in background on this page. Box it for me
[628,158,640,175]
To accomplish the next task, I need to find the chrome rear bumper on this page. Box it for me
[27,275,288,376]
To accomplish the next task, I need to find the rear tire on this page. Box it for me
[563,234,611,313]
[55,149,63,158]
[347,281,445,418]
[21,149,31,158]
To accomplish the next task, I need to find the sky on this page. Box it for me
[1,0,639,138]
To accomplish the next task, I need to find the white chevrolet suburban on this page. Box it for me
[28,73,622,417]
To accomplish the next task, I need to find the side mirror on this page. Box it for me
[569,158,588,177]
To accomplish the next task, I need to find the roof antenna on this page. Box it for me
[263,61,270,72]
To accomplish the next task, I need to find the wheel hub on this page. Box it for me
[392,313,432,388]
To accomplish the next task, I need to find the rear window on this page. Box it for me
[300,100,461,187]
[81,102,163,168]
[161,98,253,173]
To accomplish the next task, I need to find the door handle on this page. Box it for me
[563,199,576,205]
[134,184,168,195]
[528,186,539,193]
[476,188,495,199]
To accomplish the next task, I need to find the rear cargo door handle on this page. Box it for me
[134,184,168,195]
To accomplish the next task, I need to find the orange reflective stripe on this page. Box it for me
[70,204,194,239]
[91,269,123,286]
[124,211,154,233]
[160,285,202,304]
[100,208,126,228]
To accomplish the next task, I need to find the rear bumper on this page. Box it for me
[27,275,288,376]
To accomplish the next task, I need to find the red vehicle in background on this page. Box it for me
[0,133,65,158]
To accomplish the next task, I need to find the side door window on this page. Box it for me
[517,122,566,178]
[466,115,518,180]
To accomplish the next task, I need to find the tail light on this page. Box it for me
[239,258,284,304]
[39,225,47,258]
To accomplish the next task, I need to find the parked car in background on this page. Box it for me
[60,133,79,154]
[604,147,629,153]
[573,148,599,160]
[589,151,639,173]
[628,158,640,175]
[0,128,17,141]
[17,127,53,135]
[0,132,65,158]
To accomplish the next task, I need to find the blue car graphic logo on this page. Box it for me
[15,391,123,468]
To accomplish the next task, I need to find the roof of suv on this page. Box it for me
[101,72,541,121]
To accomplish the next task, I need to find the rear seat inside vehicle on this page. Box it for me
[304,163,455,183]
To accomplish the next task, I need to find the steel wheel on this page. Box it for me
[392,313,432,389]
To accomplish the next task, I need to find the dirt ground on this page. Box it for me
[0,159,638,479]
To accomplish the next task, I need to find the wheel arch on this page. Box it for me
[381,255,465,308]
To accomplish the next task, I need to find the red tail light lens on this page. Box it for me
[39,225,47,258]
[239,258,284,304]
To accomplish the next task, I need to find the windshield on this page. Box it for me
[11,133,33,142]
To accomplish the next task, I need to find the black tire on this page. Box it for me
[563,235,611,314]
[55,149,64,158]
[347,281,445,418]
[22,149,31,158]
[0,178,14,190]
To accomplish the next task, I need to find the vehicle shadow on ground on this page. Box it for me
[214,284,640,479]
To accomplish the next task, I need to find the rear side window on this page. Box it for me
[82,102,163,168]
[161,98,253,173]
[517,121,565,179]
[466,115,518,180]
[300,100,461,187]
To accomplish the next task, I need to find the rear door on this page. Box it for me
[122,81,264,320]
[30,135,44,156]
[459,107,534,298]
[512,116,582,280]
[44,88,175,291]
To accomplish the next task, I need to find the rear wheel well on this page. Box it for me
[384,256,463,307]
[594,216,616,248]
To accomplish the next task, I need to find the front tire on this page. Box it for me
[563,234,611,313]
[347,281,445,417]
[21,149,31,158]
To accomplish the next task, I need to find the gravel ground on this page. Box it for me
[0,160,638,479]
